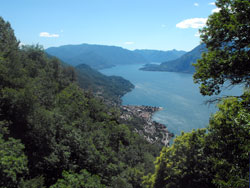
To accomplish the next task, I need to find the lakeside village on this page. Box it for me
[95,91,173,146]
[120,105,174,146]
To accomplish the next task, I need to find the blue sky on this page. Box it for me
[0,0,218,51]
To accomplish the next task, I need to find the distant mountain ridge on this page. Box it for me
[134,49,186,62]
[46,44,148,69]
[140,44,207,73]
[46,43,186,69]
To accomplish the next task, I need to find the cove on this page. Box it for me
[100,64,242,136]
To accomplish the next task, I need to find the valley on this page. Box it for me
[1,0,249,187]
[101,64,242,135]
[46,43,186,70]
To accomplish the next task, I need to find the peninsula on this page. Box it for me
[120,105,174,146]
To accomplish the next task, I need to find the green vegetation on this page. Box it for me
[46,45,187,71]
[46,44,148,69]
[0,17,160,187]
[1,0,249,187]
[143,96,250,188]
[134,49,186,63]
[0,132,28,188]
[143,0,250,187]
[75,63,134,105]
[140,44,206,73]
[193,0,250,96]
[50,170,105,188]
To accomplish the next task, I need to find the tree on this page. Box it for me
[144,129,215,188]
[193,0,250,96]
[50,170,105,188]
[0,17,19,58]
[192,1,250,186]
[0,16,160,187]
[0,131,28,187]
[205,96,250,188]
[19,176,45,188]
[143,1,250,188]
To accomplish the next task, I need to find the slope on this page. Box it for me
[75,63,134,104]
[0,17,161,187]
[134,49,186,62]
[140,44,206,73]
[46,43,148,69]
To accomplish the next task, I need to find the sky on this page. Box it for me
[0,0,219,51]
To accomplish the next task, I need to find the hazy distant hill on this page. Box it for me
[134,49,186,62]
[75,64,134,103]
[46,44,148,69]
[140,44,206,73]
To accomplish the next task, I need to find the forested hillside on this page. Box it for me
[1,0,250,187]
[140,44,206,73]
[143,0,250,187]
[46,44,148,69]
[46,45,187,71]
[0,17,161,187]
[75,64,134,105]
[134,49,186,63]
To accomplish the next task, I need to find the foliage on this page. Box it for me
[0,17,19,57]
[0,16,159,187]
[0,130,28,188]
[141,44,206,73]
[75,64,134,105]
[143,129,214,188]
[193,0,250,95]
[143,1,250,187]
[50,170,105,188]
[192,2,250,186]
[144,94,250,187]
[206,96,250,188]
[19,176,46,188]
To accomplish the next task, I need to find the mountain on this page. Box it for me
[134,49,186,62]
[0,16,163,187]
[75,64,134,104]
[46,43,148,69]
[140,44,207,73]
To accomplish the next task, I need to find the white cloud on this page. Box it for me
[194,32,200,37]
[212,7,221,13]
[161,24,166,28]
[39,32,59,38]
[124,41,134,45]
[176,18,208,29]
[19,42,25,47]
[194,3,199,6]
[209,2,221,13]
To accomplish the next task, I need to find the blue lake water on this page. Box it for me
[100,64,242,136]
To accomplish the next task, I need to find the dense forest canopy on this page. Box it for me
[75,63,134,105]
[0,16,161,187]
[0,0,250,187]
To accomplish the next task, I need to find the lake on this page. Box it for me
[100,64,242,136]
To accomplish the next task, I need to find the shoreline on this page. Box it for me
[120,105,174,146]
